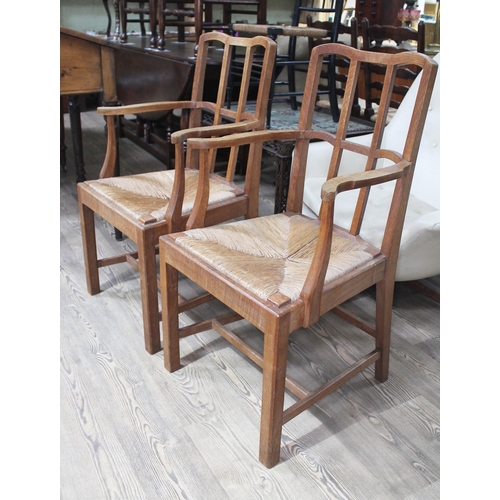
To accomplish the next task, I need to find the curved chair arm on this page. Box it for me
[97,100,196,179]
[97,101,196,116]
[185,128,342,151]
[300,161,411,326]
[320,162,411,203]
[186,129,404,165]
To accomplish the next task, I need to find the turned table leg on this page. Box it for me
[68,95,87,183]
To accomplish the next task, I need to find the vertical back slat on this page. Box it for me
[349,62,398,236]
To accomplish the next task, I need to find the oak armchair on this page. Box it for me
[77,32,276,354]
[158,44,437,467]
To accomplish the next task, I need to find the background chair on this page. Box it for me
[120,0,156,46]
[303,53,440,286]
[156,0,267,49]
[230,0,343,128]
[159,44,437,467]
[157,1,196,46]
[286,0,344,111]
[77,32,276,355]
[306,15,361,120]
[361,17,426,121]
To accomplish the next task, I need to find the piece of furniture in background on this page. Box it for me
[157,1,196,46]
[199,0,267,34]
[103,0,121,39]
[303,52,440,286]
[120,0,156,45]
[77,32,276,355]
[361,17,425,121]
[60,27,205,181]
[60,28,119,182]
[159,44,438,468]
[156,0,267,49]
[354,0,405,27]
[230,23,332,129]
[231,0,343,127]
[306,16,361,120]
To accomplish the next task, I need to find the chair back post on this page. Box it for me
[379,54,437,276]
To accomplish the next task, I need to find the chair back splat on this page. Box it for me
[159,44,437,468]
[77,32,276,355]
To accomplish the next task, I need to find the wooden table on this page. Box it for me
[60,27,214,182]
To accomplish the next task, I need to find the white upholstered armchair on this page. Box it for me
[302,53,440,282]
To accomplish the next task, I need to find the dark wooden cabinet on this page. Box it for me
[355,0,405,27]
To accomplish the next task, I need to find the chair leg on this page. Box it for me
[121,1,128,42]
[137,232,162,354]
[374,279,394,382]
[259,317,290,468]
[149,0,157,47]
[139,2,147,36]
[160,258,181,372]
[79,203,101,296]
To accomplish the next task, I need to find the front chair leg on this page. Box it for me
[161,256,181,372]
[137,232,162,354]
[79,202,101,295]
[259,317,290,468]
[374,279,395,382]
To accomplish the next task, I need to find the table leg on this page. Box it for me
[68,95,87,183]
[113,0,121,39]
[60,97,67,173]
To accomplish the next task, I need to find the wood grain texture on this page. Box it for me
[61,110,439,498]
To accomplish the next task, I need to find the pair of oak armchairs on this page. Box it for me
[77,32,438,467]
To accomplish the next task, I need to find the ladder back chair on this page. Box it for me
[361,17,426,121]
[157,0,267,49]
[306,15,361,120]
[157,1,197,47]
[159,44,437,467]
[77,32,277,354]
[120,0,156,45]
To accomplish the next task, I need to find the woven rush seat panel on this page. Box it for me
[86,170,242,224]
[174,213,374,302]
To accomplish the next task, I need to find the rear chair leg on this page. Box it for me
[375,279,395,382]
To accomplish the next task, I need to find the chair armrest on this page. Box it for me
[320,161,411,203]
[300,161,411,326]
[170,120,261,143]
[97,101,196,116]
[185,129,338,150]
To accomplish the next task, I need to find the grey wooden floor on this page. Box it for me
[60,109,439,500]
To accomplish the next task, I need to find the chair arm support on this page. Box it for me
[300,160,411,326]
[171,120,261,143]
[97,101,196,116]
[320,161,411,204]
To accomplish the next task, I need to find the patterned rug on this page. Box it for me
[248,100,374,136]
